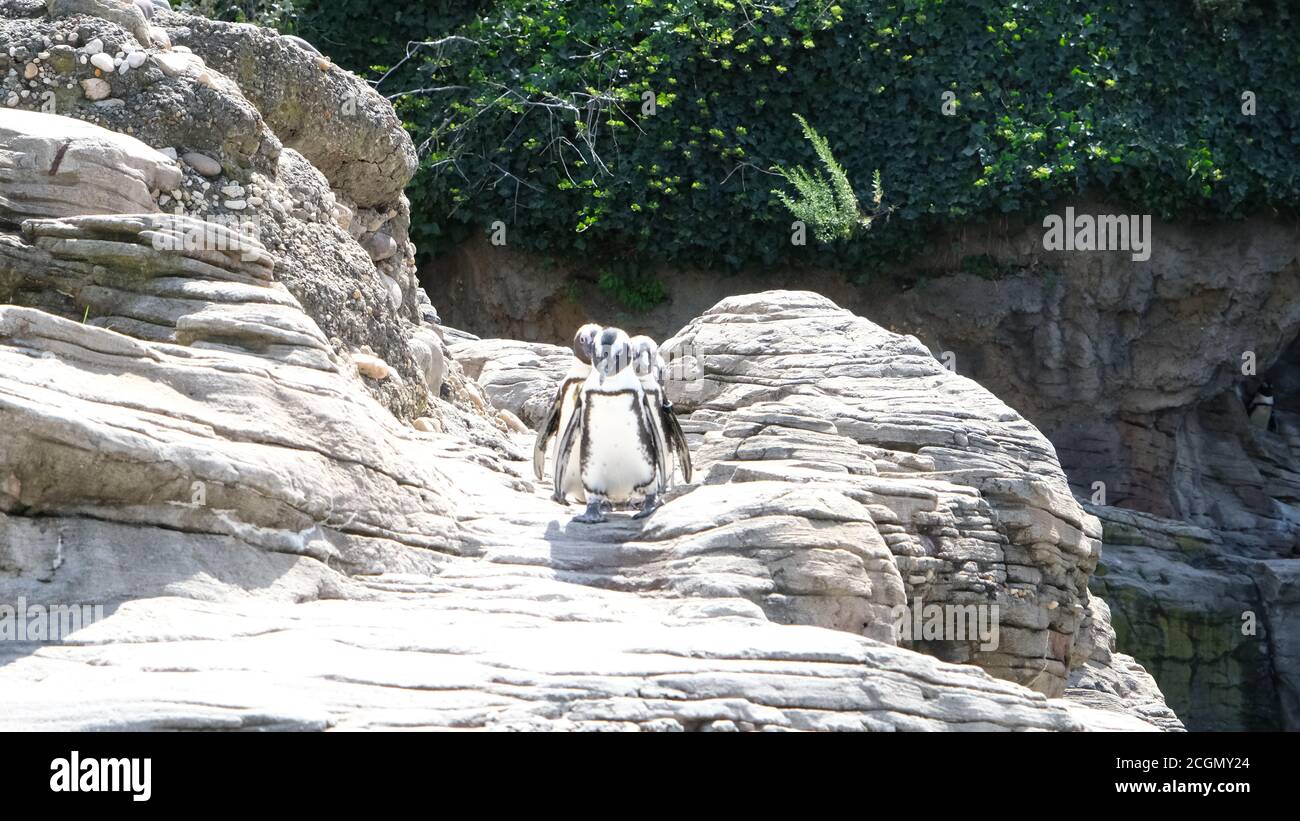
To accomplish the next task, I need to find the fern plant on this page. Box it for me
[771,114,879,243]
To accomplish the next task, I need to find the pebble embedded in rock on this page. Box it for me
[181,151,221,177]
[380,273,402,309]
[334,202,353,230]
[89,52,114,73]
[497,408,529,433]
[363,232,397,262]
[153,51,201,78]
[353,353,392,381]
[79,77,110,100]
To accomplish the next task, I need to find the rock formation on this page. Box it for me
[430,198,1300,732]
[3,0,447,421]
[455,291,1182,728]
[871,213,1300,731]
[0,1,1181,730]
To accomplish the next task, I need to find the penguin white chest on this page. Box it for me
[582,393,654,500]
[1250,398,1274,430]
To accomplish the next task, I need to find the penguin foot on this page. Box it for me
[572,500,607,524]
[632,494,660,519]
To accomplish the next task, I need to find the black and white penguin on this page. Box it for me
[1248,381,1276,432]
[533,323,601,504]
[554,328,662,523]
[629,335,692,498]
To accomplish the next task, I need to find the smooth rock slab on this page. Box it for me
[0,110,182,221]
[0,593,1084,731]
[449,338,575,429]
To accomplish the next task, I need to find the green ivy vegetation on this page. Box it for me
[179,1,304,30]
[287,0,1298,291]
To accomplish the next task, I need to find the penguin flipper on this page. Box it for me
[642,393,670,491]
[661,400,692,484]
[532,384,566,481]
[552,394,584,500]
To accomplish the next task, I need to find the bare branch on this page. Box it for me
[373,36,477,91]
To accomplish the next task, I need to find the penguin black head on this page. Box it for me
[628,335,660,379]
[593,327,633,378]
[572,323,601,365]
[1258,380,1274,398]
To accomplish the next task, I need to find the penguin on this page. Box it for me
[629,335,692,498]
[533,323,601,503]
[1248,380,1276,432]
[554,328,663,523]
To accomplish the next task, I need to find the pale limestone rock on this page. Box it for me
[449,338,575,429]
[0,110,181,221]
[0,282,1146,731]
